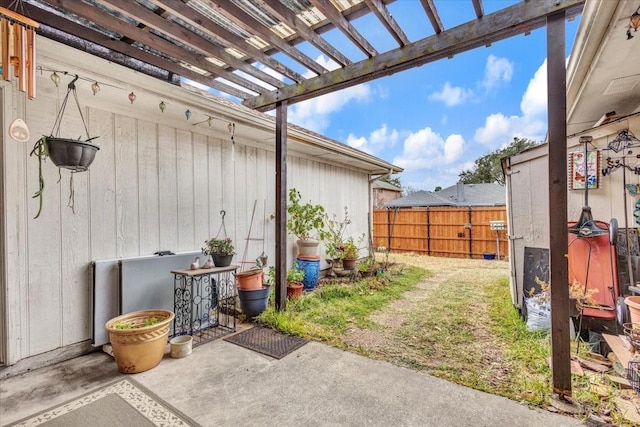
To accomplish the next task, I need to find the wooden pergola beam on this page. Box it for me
[472,0,485,19]
[420,0,444,34]
[148,0,303,84]
[364,0,410,47]
[204,0,328,75]
[45,0,264,96]
[16,1,253,99]
[258,0,352,66]
[310,0,378,58]
[95,0,283,90]
[244,0,584,111]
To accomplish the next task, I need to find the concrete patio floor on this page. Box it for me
[0,327,583,427]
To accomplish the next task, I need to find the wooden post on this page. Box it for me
[547,11,571,397]
[275,101,287,311]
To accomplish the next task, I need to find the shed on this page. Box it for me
[504,0,640,316]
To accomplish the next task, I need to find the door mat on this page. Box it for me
[223,326,307,359]
[6,378,199,427]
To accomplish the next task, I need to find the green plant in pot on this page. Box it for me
[286,188,327,256]
[340,235,363,269]
[325,206,351,262]
[286,265,305,300]
[202,237,235,267]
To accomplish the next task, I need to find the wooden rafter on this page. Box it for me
[258,0,352,66]
[420,0,444,34]
[95,0,283,90]
[309,0,378,58]
[202,0,327,75]
[15,1,253,99]
[364,0,410,47]
[472,0,485,19]
[147,0,303,84]
[244,0,584,111]
[43,0,265,95]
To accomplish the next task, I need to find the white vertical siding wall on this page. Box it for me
[1,40,371,365]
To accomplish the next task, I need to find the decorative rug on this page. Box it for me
[224,326,307,359]
[7,378,199,427]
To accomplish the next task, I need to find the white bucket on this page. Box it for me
[169,335,193,358]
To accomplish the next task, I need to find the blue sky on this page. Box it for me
[203,1,581,192]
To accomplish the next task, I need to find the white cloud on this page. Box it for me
[482,55,514,91]
[287,55,372,133]
[346,124,399,154]
[429,82,474,106]
[443,134,464,163]
[473,60,548,146]
[392,127,465,172]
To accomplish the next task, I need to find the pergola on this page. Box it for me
[0,0,584,397]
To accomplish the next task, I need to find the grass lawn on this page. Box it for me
[258,253,638,425]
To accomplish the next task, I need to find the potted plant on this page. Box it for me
[237,267,269,319]
[357,256,378,277]
[104,309,175,373]
[325,206,351,262]
[286,188,327,256]
[340,238,359,269]
[286,265,305,300]
[202,237,235,267]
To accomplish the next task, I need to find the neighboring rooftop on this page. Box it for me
[372,181,402,191]
[384,183,505,208]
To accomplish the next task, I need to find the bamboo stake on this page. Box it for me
[26,26,35,98]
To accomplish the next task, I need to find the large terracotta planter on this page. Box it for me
[236,269,264,290]
[626,296,640,324]
[105,309,174,374]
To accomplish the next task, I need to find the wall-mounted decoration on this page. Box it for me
[128,91,136,104]
[159,101,166,112]
[185,109,191,120]
[91,81,100,95]
[568,149,600,190]
[9,118,29,142]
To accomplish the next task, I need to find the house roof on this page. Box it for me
[372,180,402,192]
[384,183,505,208]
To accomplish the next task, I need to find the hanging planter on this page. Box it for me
[30,75,99,218]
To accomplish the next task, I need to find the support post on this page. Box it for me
[275,101,288,311]
[547,11,571,397]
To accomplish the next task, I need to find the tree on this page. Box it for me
[458,137,538,185]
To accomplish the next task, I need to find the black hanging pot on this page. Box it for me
[45,136,99,171]
[46,75,99,171]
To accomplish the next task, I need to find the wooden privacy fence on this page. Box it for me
[372,207,508,259]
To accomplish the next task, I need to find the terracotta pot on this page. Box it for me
[342,258,357,269]
[236,269,264,290]
[105,309,175,374]
[287,282,303,300]
[626,296,640,324]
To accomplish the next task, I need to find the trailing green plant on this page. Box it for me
[29,134,99,219]
[286,188,327,240]
[202,237,235,255]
